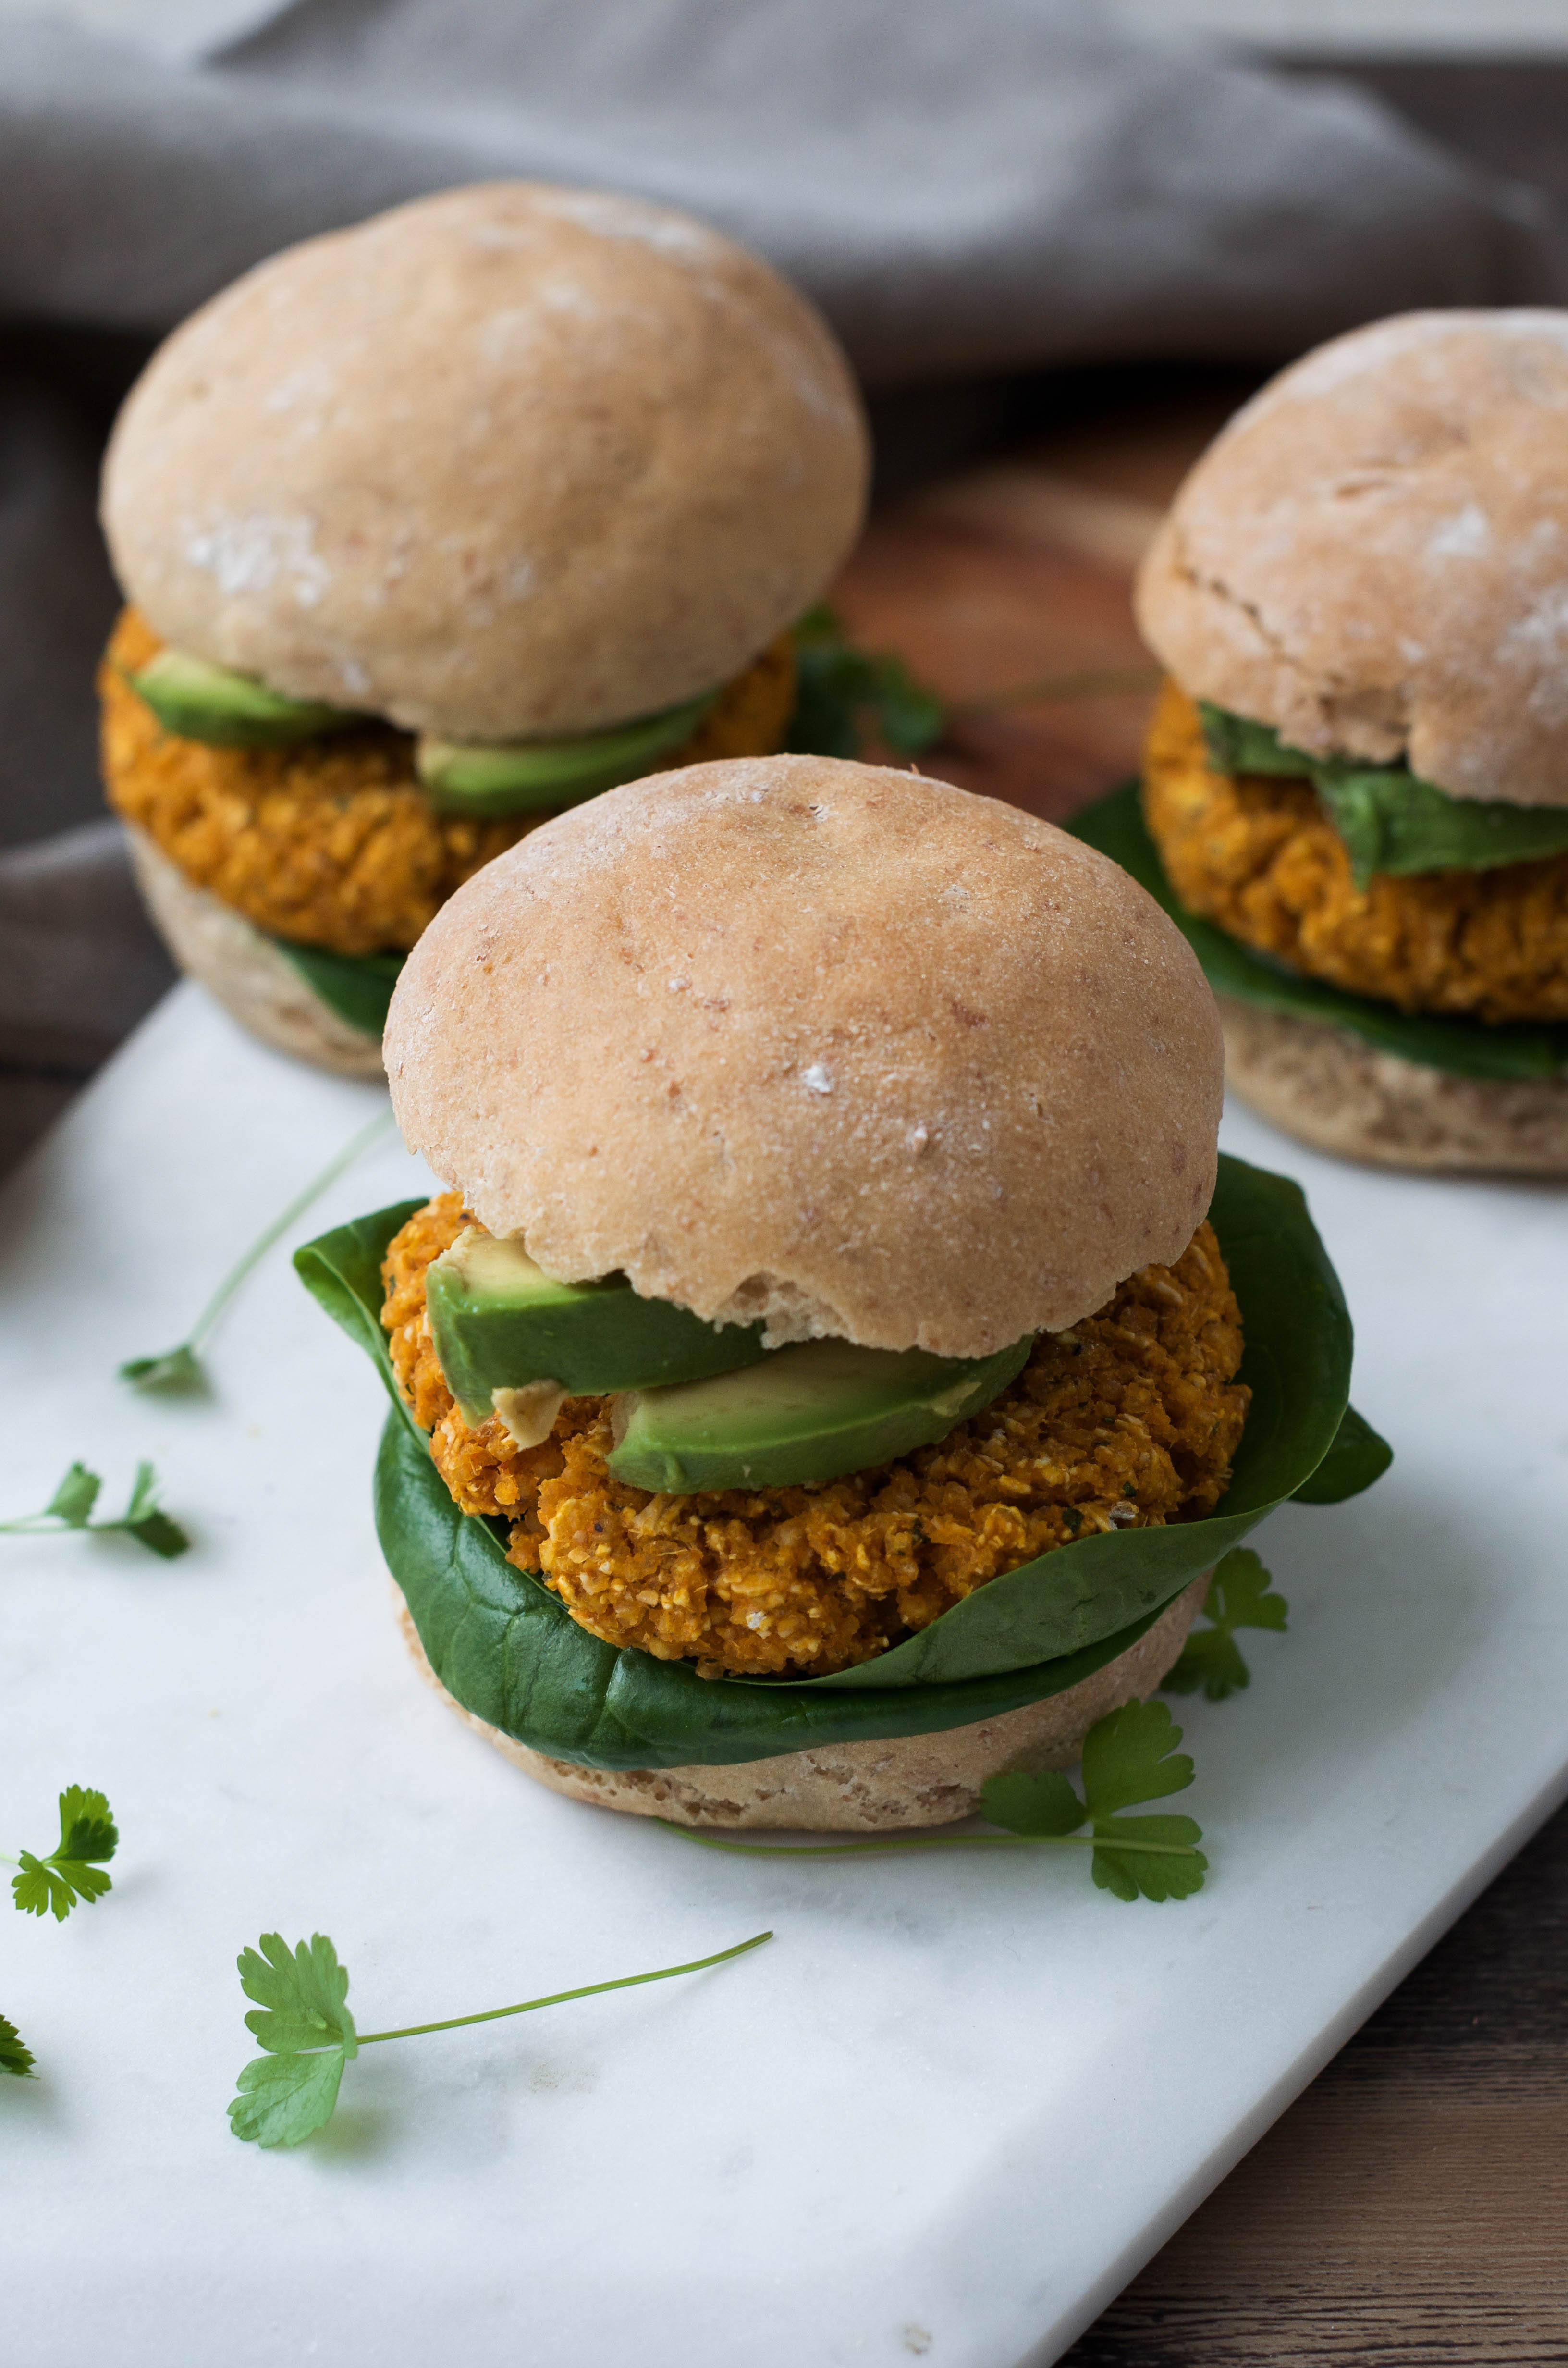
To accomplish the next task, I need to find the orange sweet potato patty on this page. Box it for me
[100,608,797,957]
[1143,679,1568,1024]
[381,1194,1250,1680]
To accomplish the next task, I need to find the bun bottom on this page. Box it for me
[1220,997,1568,1176]
[124,824,386,1080]
[394,1572,1209,1831]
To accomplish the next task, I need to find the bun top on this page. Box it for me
[100,183,868,740]
[1137,310,1568,810]
[385,754,1223,1357]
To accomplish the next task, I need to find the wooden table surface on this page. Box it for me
[834,393,1568,2367]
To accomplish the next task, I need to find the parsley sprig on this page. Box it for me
[229,1927,774,2147]
[660,1699,1206,1902]
[0,1463,188,1559]
[1163,1548,1288,1702]
[2,1786,118,1921]
[0,2013,36,2079]
[121,1105,395,1390]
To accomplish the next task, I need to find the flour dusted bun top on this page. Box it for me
[384,753,1225,1358]
[1137,310,1568,809]
[101,182,869,741]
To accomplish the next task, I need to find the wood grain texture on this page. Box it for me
[1064,1799,1568,2366]
[836,396,1568,2367]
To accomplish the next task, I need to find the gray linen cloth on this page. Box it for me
[0,0,1562,1083]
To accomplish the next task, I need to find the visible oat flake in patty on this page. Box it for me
[382,1194,1250,1680]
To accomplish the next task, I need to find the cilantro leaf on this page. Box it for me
[1164,1547,1289,1702]
[227,1928,772,2146]
[1,1463,190,1558]
[1080,1697,1195,1815]
[788,606,945,761]
[1073,1702,1207,1900]
[125,1509,193,1560]
[238,1933,359,2060]
[0,2012,36,2078]
[9,1786,118,1919]
[118,1344,205,1393]
[229,2048,350,2147]
[1091,1814,1209,1902]
[977,1769,1086,1836]
[56,1786,118,1866]
[972,1702,1206,1899]
[13,1854,83,1921]
[44,1464,100,1526]
[228,1935,357,2147]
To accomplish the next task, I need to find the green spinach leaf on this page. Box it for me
[1068,781,1568,1084]
[1199,703,1568,886]
[268,940,404,1038]
[1292,1402,1394,1504]
[298,1155,1379,1768]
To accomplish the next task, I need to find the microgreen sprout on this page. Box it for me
[1163,1547,1288,1702]
[121,1104,396,1390]
[0,1463,188,1559]
[660,1700,1206,1902]
[1,1786,118,1921]
[228,1927,774,2146]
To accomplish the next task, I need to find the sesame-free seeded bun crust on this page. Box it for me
[384,753,1225,1357]
[1137,311,1568,810]
[100,183,868,740]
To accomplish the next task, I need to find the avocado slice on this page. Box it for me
[427,1229,767,1423]
[607,1333,1035,1494]
[127,649,363,747]
[415,690,718,816]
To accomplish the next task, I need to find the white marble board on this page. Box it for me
[3,983,1566,2368]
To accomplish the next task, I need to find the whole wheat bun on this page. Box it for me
[1137,310,1568,809]
[125,825,384,1079]
[395,1573,1210,1831]
[1220,996,1568,1175]
[385,752,1224,1357]
[100,183,868,740]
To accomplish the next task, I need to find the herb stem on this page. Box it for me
[950,664,1161,717]
[355,1929,773,2047]
[188,1106,396,1353]
[657,1825,1200,1861]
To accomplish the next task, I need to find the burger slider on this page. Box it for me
[97,183,868,1076]
[299,754,1385,1832]
[1078,311,1568,1173]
